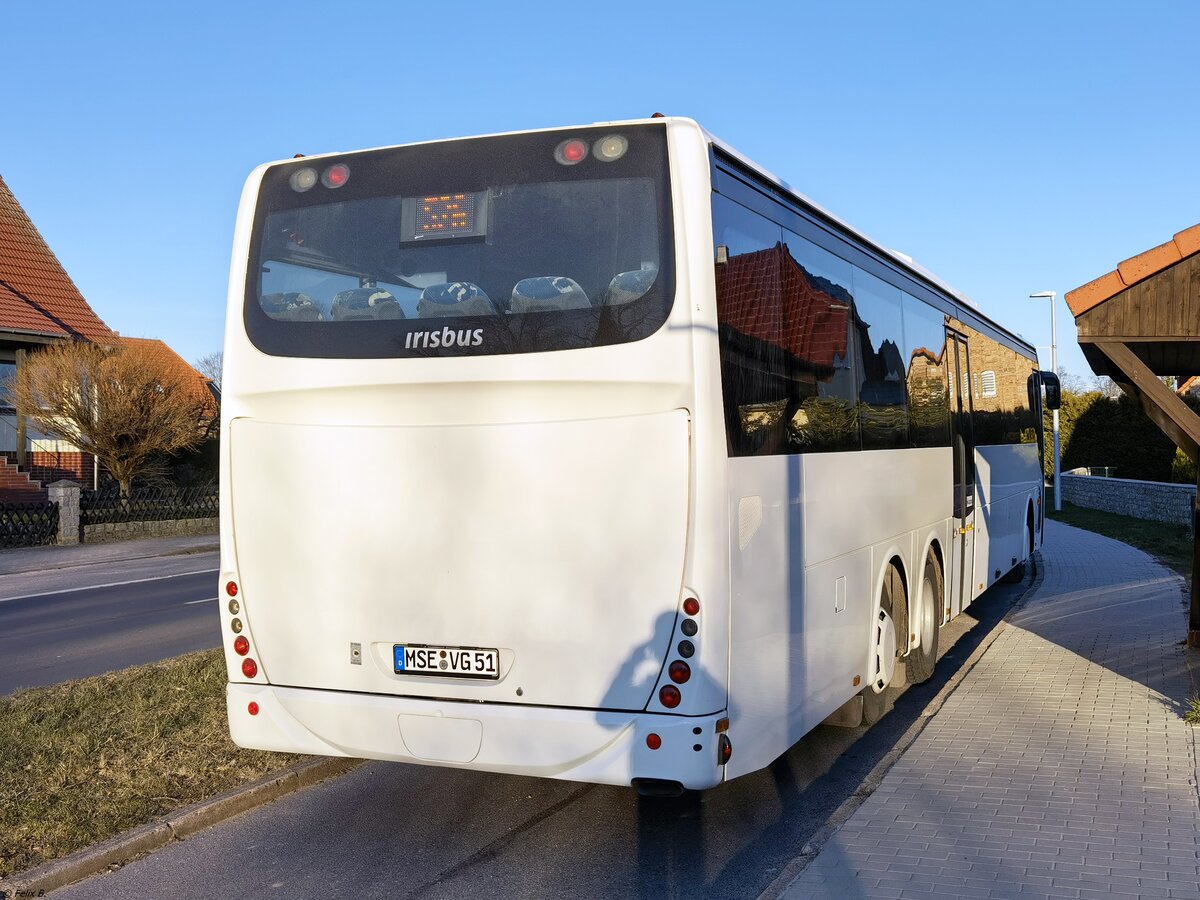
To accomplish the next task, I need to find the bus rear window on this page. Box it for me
[244,125,674,358]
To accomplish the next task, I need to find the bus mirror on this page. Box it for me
[1040,371,1061,410]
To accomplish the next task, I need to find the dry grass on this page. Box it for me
[0,649,303,878]
[1186,696,1200,726]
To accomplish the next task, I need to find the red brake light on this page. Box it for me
[646,733,662,750]
[554,139,588,165]
[322,163,350,188]
[669,661,691,684]
[233,636,250,656]
[226,581,238,597]
[683,597,700,616]
[242,658,258,678]
[247,701,260,716]
[659,685,681,708]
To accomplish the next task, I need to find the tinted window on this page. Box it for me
[713,196,787,455]
[244,124,673,358]
[781,230,859,453]
[960,323,1039,445]
[852,267,908,449]
[901,293,951,448]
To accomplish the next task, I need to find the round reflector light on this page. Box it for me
[683,597,700,616]
[669,660,691,684]
[233,635,249,656]
[554,139,588,165]
[242,657,258,678]
[289,168,318,193]
[646,733,662,750]
[228,599,240,615]
[321,163,350,188]
[593,134,628,162]
[659,685,681,708]
[226,581,238,597]
[230,618,243,634]
[248,701,260,716]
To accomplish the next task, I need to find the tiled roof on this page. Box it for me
[120,336,219,417]
[1065,223,1200,317]
[0,174,116,343]
[717,242,850,370]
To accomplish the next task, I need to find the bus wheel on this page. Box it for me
[862,563,905,726]
[906,550,941,684]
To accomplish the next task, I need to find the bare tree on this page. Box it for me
[195,351,223,389]
[11,340,211,497]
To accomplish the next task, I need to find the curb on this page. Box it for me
[0,756,359,898]
[759,553,1047,900]
[0,541,220,578]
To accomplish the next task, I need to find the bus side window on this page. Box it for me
[781,230,860,454]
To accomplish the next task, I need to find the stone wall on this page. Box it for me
[82,517,218,543]
[1060,473,1196,530]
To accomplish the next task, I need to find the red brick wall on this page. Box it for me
[26,451,95,485]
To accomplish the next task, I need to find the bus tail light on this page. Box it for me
[289,168,318,193]
[248,701,260,716]
[659,685,681,708]
[321,163,350,188]
[593,134,628,162]
[718,734,732,765]
[242,658,258,679]
[233,636,250,656]
[669,661,691,684]
[554,139,588,165]
[683,597,700,616]
[646,733,661,750]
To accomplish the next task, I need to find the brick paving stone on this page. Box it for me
[781,521,1200,900]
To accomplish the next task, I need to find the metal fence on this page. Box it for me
[80,484,218,527]
[0,499,59,548]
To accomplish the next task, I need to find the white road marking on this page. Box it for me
[184,597,218,605]
[0,569,220,604]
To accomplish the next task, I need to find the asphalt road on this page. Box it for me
[50,574,1029,900]
[0,555,221,694]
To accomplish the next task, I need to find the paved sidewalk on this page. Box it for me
[0,534,218,576]
[782,520,1200,899]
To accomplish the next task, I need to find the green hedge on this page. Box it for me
[1045,388,1199,483]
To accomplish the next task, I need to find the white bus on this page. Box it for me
[220,117,1047,794]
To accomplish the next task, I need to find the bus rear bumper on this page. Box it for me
[227,683,726,790]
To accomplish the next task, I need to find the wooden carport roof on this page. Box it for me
[1066,222,1200,645]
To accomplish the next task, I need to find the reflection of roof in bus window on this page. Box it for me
[716,242,850,372]
[909,346,945,367]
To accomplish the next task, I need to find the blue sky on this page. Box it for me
[3,1,1197,378]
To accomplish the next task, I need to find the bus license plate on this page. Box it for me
[393,644,500,679]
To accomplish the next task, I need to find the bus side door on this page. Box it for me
[947,331,976,617]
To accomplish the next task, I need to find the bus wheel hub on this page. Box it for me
[871,608,897,692]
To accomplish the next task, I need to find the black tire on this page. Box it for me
[905,551,942,684]
[861,563,905,726]
[1027,511,1038,579]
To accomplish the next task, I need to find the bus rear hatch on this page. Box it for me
[228,410,689,711]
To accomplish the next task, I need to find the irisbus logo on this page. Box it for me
[405,326,484,350]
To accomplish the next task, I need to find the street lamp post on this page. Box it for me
[1030,290,1060,511]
